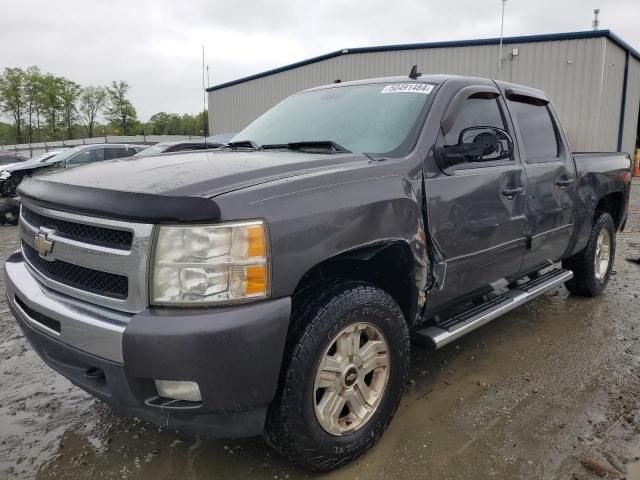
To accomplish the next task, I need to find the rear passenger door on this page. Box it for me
[505,91,577,272]
[426,85,528,305]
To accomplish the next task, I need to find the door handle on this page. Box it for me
[555,177,575,187]
[502,186,524,197]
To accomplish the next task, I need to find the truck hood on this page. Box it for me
[37,149,369,198]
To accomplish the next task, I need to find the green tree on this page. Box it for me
[195,110,208,136]
[0,67,27,143]
[148,111,171,135]
[77,86,108,138]
[0,121,15,145]
[24,66,44,143]
[105,81,137,134]
[59,78,82,139]
[40,74,64,138]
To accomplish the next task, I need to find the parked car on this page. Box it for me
[134,140,224,158]
[0,150,66,196]
[0,144,144,197]
[0,151,28,166]
[5,74,631,471]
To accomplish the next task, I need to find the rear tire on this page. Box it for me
[563,212,616,297]
[264,282,410,472]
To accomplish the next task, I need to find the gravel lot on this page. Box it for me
[1,183,639,480]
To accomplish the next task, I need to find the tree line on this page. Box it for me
[0,66,208,145]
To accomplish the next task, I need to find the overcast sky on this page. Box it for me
[2,0,639,121]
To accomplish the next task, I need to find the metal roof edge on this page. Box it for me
[206,29,639,92]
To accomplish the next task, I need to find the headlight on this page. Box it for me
[151,220,269,305]
[0,171,9,180]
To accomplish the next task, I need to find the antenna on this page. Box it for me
[498,0,508,71]
[592,8,600,30]
[202,45,208,140]
[408,65,422,79]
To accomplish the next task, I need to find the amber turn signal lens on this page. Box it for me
[247,225,266,258]
[245,265,268,295]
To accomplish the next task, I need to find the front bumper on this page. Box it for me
[5,251,291,437]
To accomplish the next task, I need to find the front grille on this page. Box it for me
[23,241,128,299]
[22,207,133,250]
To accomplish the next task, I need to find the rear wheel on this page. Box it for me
[265,283,410,471]
[563,212,616,296]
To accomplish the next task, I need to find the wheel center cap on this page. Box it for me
[344,367,358,387]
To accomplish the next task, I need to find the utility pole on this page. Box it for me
[202,45,208,138]
[498,0,508,71]
[592,8,600,30]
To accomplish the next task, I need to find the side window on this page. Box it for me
[105,147,123,160]
[121,147,137,158]
[89,148,105,163]
[67,150,93,166]
[508,100,560,162]
[437,95,514,168]
[105,147,135,159]
[70,148,106,165]
[444,96,507,146]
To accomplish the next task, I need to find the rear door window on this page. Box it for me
[105,147,136,159]
[508,100,560,162]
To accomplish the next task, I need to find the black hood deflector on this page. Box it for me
[18,178,221,223]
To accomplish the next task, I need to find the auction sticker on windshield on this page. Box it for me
[381,83,434,94]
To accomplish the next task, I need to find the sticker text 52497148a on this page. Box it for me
[381,83,434,94]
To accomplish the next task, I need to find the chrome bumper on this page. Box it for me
[4,252,130,363]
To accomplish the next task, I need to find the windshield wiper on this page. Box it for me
[261,141,351,154]
[224,140,260,150]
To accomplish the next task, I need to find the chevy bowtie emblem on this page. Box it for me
[34,231,54,257]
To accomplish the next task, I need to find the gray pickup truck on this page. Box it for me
[5,73,632,471]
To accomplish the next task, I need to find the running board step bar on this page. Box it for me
[413,268,573,350]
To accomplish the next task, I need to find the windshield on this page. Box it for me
[234,82,434,155]
[135,143,170,157]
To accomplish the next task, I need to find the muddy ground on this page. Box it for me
[1,184,639,480]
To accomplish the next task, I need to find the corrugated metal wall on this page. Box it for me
[209,37,637,153]
[621,55,640,156]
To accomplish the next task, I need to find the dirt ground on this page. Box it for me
[1,184,639,480]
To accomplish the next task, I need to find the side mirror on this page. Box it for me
[435,126,514,174]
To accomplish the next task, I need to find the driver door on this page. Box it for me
[426,86,528,306]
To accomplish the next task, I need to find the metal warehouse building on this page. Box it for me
[207,30,640,156]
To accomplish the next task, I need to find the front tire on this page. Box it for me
[563,212,616,296]
[1,176,22,197]
[265,283,410,471]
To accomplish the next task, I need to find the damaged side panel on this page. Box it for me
[213,166,431,324]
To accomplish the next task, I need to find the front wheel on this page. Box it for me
[0,176,22,197]
[265,283,410,471]
[563,211,616,296]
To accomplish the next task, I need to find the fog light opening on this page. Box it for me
[154,380,202,402]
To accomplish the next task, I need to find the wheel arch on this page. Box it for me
[291,240,421,327]
[594,191,625,229]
